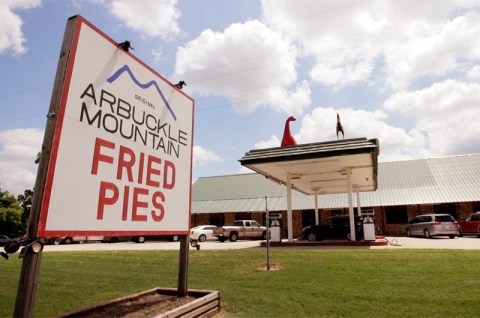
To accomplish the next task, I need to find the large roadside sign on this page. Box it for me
[37,16,194,237]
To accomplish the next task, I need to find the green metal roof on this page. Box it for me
[192,153,480,213]
[192,173,286,201]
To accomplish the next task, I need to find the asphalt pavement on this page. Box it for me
[41,236,480,252]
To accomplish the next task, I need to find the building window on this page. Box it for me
[433,203,457,218]
[209,214,224,226]
[302,210,316,227]
[385,206,408,224]
[471,202,480,213]
[235,212,250,220]
[329,209,343,217]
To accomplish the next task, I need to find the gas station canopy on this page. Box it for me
[239,138,380,195]
[240,137,380,242]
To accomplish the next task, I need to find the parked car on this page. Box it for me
[53,235,105,244]
[457,212,480,237]
[43,237,60,245]
[301,215,364,241]
[131,235,180,243]
[43,236,74,245]
[190,225,217,242]
[102,236,131,243]
[0,235,10,247]
[406,214,459,238]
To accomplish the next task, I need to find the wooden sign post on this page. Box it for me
[14,18,77,317]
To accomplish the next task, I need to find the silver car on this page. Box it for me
[406,214,459,238]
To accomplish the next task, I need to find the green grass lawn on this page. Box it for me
[1,248,479,317]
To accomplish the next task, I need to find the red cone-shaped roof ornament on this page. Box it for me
[281,116,297,147]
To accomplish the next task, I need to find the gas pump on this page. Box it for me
[270,213,282,242]
[361,209,376,241]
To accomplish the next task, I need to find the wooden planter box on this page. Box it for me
[55,287,220,318]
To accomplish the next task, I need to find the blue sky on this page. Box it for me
[1,0,480,196]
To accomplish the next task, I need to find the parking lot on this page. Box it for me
[41,236,480,252]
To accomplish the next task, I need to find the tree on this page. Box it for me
[0,188,25,236]
[18,189,33,230]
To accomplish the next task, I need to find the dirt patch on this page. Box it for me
[71,294,197,318]
[256,262,284,271]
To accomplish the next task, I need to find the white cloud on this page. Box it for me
[193,145,224,167]
[254,135,280,149]
[467,65,480,79]
[252,1,480,163]
[0,128,43,195]
[173,20,310,115]
[298,107,426,161]
[383,79,480,156]
[381,12,480,90]
[151,48,166,64]
[237,166,255,175]
[274,80,312,115]
[261,0,480,90]
[0,0,41,55]
[310,58,374,89]
[256,79,480,161]
[108,0,181,40]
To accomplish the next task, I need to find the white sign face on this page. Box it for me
[38,17,194,236]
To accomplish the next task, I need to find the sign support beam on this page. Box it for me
[177,235,189,297]
[265,197,271,271]
[14,16,77,318]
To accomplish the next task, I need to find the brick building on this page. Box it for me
[191,153,480,237]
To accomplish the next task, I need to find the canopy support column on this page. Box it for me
[286,172,293,242]
[356,186,362,216]
[345,168,355,241]
[314,190,319,225]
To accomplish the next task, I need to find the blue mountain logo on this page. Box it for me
[106,64,177,120]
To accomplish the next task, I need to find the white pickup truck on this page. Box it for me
[213,220,267,242]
